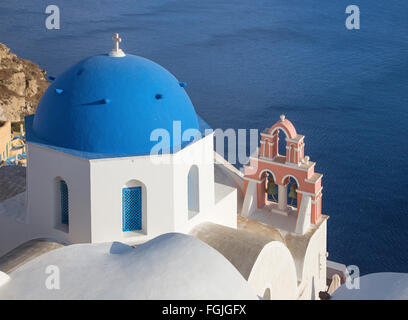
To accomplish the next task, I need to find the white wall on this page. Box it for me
[0,210,32,257]
[89,152,175,244]
[248,241,298,300]
[213,183,237,229]
[297,219,328,299]
[241,180,257,217]
[26,143,92,245]
[172,134,219,233]
[88,133,235,245]
[0,192,29,256]
[1,134,238,254]
[0,142,93,256]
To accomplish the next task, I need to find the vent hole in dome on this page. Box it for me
[155,94,163,100]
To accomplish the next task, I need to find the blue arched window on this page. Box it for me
[122,186,142,231]
[60,180,69,225]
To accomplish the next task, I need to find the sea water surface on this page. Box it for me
[0,0,407,274]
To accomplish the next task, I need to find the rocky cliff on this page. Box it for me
[0,43,49,121]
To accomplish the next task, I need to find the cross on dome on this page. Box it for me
[113,33,121,51]
[109,33,126,57]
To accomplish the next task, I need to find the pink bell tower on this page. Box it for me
[241,115,323,234]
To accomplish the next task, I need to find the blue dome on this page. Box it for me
[31,54,199,156]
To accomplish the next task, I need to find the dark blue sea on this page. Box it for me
[1,0,407,274]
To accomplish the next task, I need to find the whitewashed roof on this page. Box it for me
[332,272,408,300]
[0,233,257,300]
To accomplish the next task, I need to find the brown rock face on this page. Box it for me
[0,43,49,121]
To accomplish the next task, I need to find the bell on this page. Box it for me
[266,177,277,196]
[288,183,297,199]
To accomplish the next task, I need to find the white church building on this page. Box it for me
[1,35,237,251]
[0,35,333,300]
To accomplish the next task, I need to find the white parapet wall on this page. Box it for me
[0,271,10,287]
[213,182,237,229]
[241,179,258,217]
[295,193,311,234]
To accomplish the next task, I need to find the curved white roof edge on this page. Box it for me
[332,272,408,300]
[0,271,10,287]
[0,233,257,300]
[248,241,298,300]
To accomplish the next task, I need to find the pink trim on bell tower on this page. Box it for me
[243,115,323,226]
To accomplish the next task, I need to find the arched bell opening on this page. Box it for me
[265,172,279,204]
[269,127,290,160]
[282,175,299,209]
[257,169,281,211]
[277,129,287,157]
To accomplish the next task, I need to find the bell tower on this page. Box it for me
[241,116,323,235]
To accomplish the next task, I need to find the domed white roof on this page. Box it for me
[0,233,257,299]
[332,272,408,300]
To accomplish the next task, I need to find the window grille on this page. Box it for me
[60,180,69,225]
[122,186,142,231]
